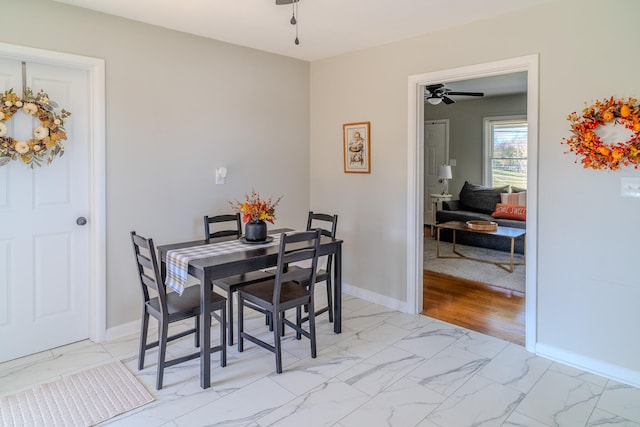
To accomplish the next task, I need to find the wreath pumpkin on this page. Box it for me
[0,88,71,168]
[562,97,640,170]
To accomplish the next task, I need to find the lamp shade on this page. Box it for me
[426,97,442,105]
[438,165,452,180]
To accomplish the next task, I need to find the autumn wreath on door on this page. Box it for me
[0,88,71,168]
[562,97,640,170]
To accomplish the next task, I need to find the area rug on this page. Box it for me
[424,236,525,293]
[0,361,154,427]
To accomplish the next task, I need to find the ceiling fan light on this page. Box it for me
[426,97,442,105]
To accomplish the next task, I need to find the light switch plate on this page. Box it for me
[621,177,640,198]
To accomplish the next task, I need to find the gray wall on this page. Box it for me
[425,94,527,196]
[1,0,311,329]
[310,0,640,385]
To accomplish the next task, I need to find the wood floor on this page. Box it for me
[421,225,525,346]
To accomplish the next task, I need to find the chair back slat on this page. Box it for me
[307,211,338,272]
[136,252,154,270]
[307,212,338,238]
[204,214,242,240]
[130,231,168,310]
[140,272,159,291]
[272,229,321,305]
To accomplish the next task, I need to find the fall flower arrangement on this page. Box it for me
[0,88,71,168]
[229,189,283,223]
[562,97,640,170]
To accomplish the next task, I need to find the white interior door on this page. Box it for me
[0,59,90,362]
[424,120,448,224]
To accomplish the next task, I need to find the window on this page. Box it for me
[484,116,527,189]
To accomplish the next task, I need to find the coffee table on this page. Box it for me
[435,221,525,272]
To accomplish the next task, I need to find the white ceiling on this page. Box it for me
[54,0,554,62]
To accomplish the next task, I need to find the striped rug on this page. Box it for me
[0,361,154,426]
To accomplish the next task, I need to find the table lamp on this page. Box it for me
[438,165,452,195]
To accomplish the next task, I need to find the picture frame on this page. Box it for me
[343,121,371,173]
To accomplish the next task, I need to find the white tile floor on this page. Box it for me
[2,294,639,426]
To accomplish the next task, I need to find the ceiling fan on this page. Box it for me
[425,83,484,105]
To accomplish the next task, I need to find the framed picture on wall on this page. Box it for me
[343,121,371,173]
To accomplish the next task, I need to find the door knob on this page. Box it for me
[76,217,87,226]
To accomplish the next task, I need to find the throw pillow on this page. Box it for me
[492,203,526,221]
[459,181,510,214]
[500,192,526,206]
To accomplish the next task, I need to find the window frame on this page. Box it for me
[483,115,528,188]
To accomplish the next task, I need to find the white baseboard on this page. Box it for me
[106,284,407,343]
[106,319,156,342]
[536,342,640,388]
[342,282,407,311]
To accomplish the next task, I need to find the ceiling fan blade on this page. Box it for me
[442,96,455,104]
[276,0,298,4]
[446,91,484,97]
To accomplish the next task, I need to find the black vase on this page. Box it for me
[245,220,267,241]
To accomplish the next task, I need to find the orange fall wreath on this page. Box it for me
[562,97,640,170]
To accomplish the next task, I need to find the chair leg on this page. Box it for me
[138,310,149,370]
[194,315,200,348]
[295,306,302,340]
[219,306,227,367]
[308,302,317,358]
[325,277,334,323]
[237,295,244,353]
[227,290,234,346]
[156,320,169,390]
[267,312,274,331]
[274,311,283,374]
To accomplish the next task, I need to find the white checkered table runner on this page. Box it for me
[165,235,281,295]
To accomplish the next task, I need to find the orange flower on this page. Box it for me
[620,104,631,118]
[612,148,625,160]
[597,146,611,156]
[602,111,614,122]
[583,131,595,142]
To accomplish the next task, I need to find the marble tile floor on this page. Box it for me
[1,295,639,426]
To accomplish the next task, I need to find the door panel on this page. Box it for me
[424,121,448,224]
[0,60,90,362]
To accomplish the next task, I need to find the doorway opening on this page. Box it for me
[406,55,539,352]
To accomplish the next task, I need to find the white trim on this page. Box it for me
[536,343,640,389]
[407,55,539,352]
[343,283,407,312]
[0,43,107,343]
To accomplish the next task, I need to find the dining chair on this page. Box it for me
[237,229,322,374]
[204,214,275,345]
[204,213,242,239]
[130,231,227,390]
[287,212,338,323]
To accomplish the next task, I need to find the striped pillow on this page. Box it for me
[500,192,526,206]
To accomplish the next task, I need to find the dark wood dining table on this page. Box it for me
[156,228,343,389]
